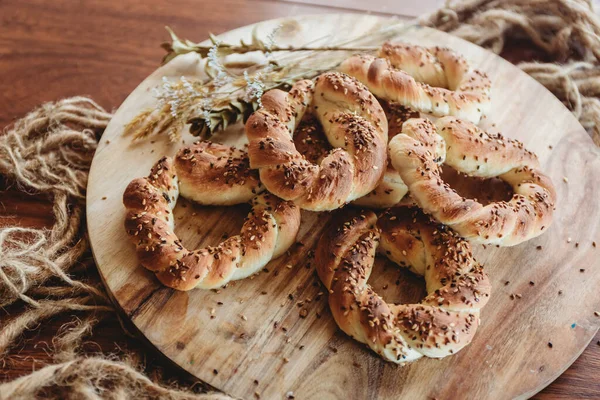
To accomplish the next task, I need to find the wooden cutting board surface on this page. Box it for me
[87,14,600,400]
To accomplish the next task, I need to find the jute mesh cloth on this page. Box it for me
[1,1,599,398]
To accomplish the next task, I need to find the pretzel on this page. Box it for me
[246,72,388,211]
[315,207,491,363]
[389,117,557,246]
[339,42,492,124]
[123,143,300,290]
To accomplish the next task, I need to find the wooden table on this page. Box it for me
[1,1,598,398]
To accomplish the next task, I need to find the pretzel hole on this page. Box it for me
[440,165,513,206]
[368,257,426,305]
[172,198,250,249]
[293,114,332,164]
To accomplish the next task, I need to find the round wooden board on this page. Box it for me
[87,14,600,400]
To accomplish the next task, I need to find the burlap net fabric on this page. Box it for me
[1,1,599,398]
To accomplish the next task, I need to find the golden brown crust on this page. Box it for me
[339,42,492,124]
[389,117,557,246]
[174,141,262,205]
[123,150,300,290]
[315,207,490,363]
[245,73,388,211]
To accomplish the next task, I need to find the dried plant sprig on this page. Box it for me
[161,25,380,65]
[186,65,333,139]
[128,19,416,142]
[125,76,211,142]
[188,98,257,139]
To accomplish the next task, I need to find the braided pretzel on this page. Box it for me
[339,42,491,124]
[389,117,557,246]
[123,144,300,290]
[315,207,491,363]
[246,72,388,211]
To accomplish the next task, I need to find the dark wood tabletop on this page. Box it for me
[1,1,599,398]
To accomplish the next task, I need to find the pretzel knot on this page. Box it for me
[123,142,300,290]
[339,42,491,124]
[389,117,557,246]
[246,72,389,211]
[315,207,491,363]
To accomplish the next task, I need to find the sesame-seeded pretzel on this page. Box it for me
[246,72,388,211]
[123,146,300,290]
[339,42,492,124]
[315,207,491,363]
[389,117,557,246]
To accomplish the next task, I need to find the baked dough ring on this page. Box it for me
[339,42,491,124]
[389,117,557,246]
[123,144,300,290]
[246,72,388,211]
[315,207,491,363]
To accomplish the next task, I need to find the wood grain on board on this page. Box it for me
[1,1,599,398]
[87,14,600,400]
